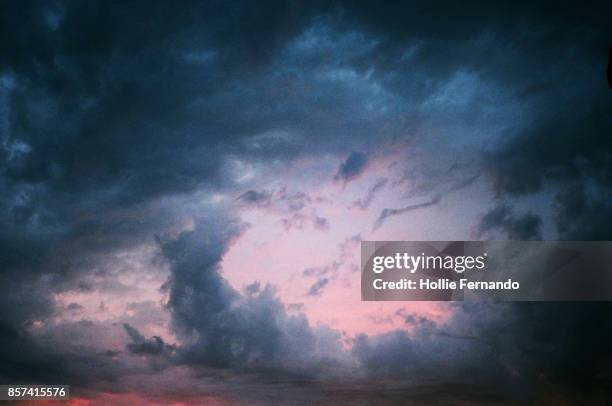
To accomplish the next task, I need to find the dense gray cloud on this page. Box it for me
[478,204,542,240]
[158,214,345,375]
[1,0,611,402]
[1,0,609,241]
[124,324,175,356]
[0,318,143,390]
[354,302,612,400]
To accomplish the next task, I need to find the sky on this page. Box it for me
[1,1,612,404]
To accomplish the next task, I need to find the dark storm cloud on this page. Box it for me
[554,182,612,240]
[485,102,612,240]
[0,196,180,328]
[0,319,142,390]
[0,231,57,325]
[334,152,368,183]
[124,324,175,356]
[0,0,611,401]
[0,0,331,220]
[334,1,612,240]
[471,7,612,239]
[477,204,542,240]
[0,0,610,232]
[0,0,357,355]
[486,94,611,198]
[354,302,612,400]
[158,213,344,374]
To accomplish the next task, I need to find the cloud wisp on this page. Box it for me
[373,194,442,231]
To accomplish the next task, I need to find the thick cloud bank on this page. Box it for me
[159,214,348,376]
[1,0,611,403]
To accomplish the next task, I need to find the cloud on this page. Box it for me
[554,182,612,240]
[307,278,329,296]
[0,319,144,392]
[373,194,441,230]
[245,281,262,296]
[334,152,369,183]
[124,324,175,356]
[353,301,612,398]
[478,44,612,239]
[238,187,315,214]
[236,190,272,208]
[66,302,84,314]
[281,211,330,232]
[158,213,345,374]
[0,0,611,402]
[477,204,542,240]
[352,177,388,209]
